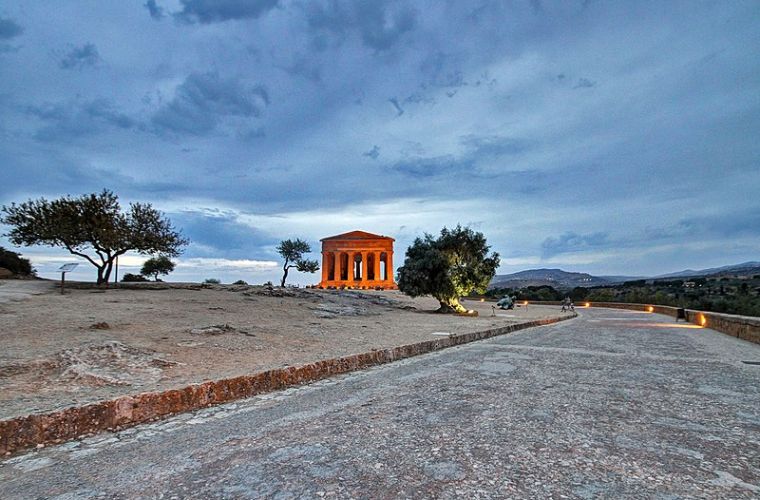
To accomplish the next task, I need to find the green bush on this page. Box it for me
[204,278,221,284]
[122,273,148,282]
[0,247,35,275]
[233,280,248,285]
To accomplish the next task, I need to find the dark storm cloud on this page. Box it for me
[59,43,100,70]
[151,72,269,136]
[303,0,417,52]
[144,0,165,20]
[541,232,610,258]
[174,0,279,24]
[2,1,759,280]
[171,209,277,259]
[27,99,135,141]
[0,16,23,39]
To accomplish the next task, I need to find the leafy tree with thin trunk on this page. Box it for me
[1,190,188,286]
[397,225,500,313]
[277,238,319,287]
[141,255,175,281]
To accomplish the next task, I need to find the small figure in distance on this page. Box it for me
[562,296,571,312]
[570,301,575,311]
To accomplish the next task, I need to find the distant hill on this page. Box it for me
[489,262,760,291]
[654,261,760,279]
[489,268,611,290]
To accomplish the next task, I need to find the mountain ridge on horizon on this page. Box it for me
[491,261,760,289]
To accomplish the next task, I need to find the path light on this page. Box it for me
[480,298,485,302]
[647,306,654,313]
[584,302,591,308]
[524,300,529,306]
[699,314,707,327]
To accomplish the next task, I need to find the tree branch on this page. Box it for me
[64,244,101,268]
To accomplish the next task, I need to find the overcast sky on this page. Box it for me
[1,1,759,284]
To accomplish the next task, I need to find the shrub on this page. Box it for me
[122,273,148,282]
[204,278,221,284]
[233,280,248,285]
[0,247,35,276]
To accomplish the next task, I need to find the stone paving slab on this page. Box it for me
[1,308,759,498]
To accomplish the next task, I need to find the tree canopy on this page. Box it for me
[141,255,176,281]
[397,225,500,313]
[1,190,187,285]
[276,238,319,286]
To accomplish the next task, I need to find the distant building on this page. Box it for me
[317,230,397,290]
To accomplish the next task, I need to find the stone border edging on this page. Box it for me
[0,313,576,456]
[507,300,759,345]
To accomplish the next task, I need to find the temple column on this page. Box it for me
[334,252,341,282]
[360,251,368,287]
[386,252,394,284]
[351,252,358,282]
[321,252,328,285]
[373,251,381,282]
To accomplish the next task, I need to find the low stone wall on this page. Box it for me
[0,314,575,456]
[522,300,760,345]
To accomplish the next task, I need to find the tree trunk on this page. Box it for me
[96,259,115,287]
[96,265,106,286]
[280,266,289,287]
[436,296,466,313]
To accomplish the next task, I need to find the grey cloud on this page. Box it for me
[541,231,610,258]
[404,93,435,105]
[144,0,165,20]
[175,0,278,24]
[27,99,135,141]
[392,155,472,179]
[0,17,23,40]
[420,52,467,89]
[304,0,417,52]
[363,145,380,159]
[59,43,100,70]
[390,134,530,180]
[171,209,276,259]
[281,55,321,82]
[151,72,268,136]
[573,78,596,89]
[388,97,404,116]
[460,135,529,157]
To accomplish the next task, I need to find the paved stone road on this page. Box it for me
[2,309,759,499]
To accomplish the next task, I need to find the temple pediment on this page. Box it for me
[320,230,394,242]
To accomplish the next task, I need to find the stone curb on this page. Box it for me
[0,313,576,456]
[510,300,759,345]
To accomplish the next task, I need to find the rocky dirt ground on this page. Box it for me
[0,281,565,419]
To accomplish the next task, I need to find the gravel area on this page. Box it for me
[0,282,563,419]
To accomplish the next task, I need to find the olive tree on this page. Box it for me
[277,238,319,287]
[141,255,175,281]
[397,225,500,313]
[1,190,188,285]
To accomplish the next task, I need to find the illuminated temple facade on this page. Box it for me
[318,230,397,289]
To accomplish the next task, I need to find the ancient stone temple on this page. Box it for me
[318,230,397,289]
